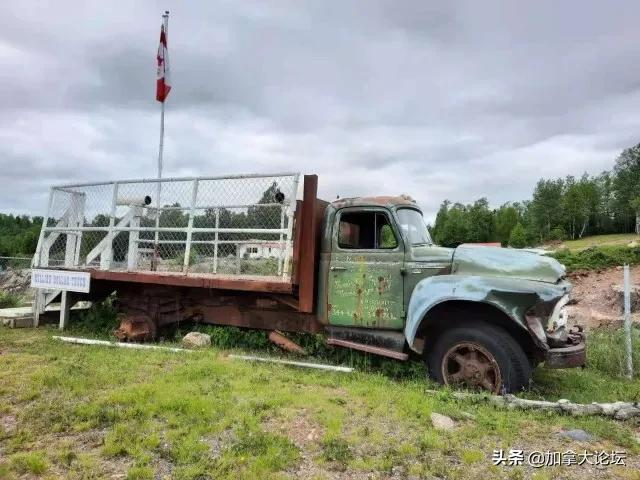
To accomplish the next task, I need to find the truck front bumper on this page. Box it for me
[544,327,586,369]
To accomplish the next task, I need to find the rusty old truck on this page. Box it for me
[32,172,585,393]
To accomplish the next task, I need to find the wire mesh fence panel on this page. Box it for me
[0,257,33,271]
[34,173,300,280]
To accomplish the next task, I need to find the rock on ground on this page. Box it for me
[430,412,457,431]
[556,429,594,442]
[612,283,640,312]
[182,332,212,349]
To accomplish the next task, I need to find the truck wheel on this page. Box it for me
[425,323,531,394]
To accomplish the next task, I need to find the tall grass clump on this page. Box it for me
[586,328,640,378]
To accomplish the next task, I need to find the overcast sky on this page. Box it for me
[2,1,639,221]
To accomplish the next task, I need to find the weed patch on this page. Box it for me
[320,436,353,466]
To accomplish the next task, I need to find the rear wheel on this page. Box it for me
[425,322,531,393]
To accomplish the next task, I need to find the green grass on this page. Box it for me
[67,301,640,402]
[559,233,639,251]
[1,327,639,479]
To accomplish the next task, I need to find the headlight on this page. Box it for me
[547,294,570,333]
[524,294,571,349]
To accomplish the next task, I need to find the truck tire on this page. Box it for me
[425,322,531,393]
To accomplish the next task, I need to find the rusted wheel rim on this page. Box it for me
[441,342,502,393]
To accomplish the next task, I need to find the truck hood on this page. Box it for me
[452,245,566,283]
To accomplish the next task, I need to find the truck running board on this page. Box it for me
[326,338,409,360]
[325,327,409,360]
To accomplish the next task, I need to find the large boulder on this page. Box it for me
[182,332,212,349]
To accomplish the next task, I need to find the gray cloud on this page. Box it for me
[0,0,639,222]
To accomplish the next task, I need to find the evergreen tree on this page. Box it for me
[508,223,527,248]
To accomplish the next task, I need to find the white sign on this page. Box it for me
[31,269,91,293]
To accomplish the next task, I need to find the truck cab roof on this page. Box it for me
[330,195,418,210]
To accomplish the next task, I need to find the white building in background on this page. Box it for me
[238,241,283,259]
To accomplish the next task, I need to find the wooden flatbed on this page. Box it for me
[88,270,294,294]
[33,175,328,339]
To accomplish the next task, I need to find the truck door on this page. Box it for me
[327,208,404,329]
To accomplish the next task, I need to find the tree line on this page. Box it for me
[430,143,640,248]
[0,214,42,257]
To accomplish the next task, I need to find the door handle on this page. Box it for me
[401,267,422,275]
[330,266,346,271]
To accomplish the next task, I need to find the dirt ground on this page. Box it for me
[566,265,640,329]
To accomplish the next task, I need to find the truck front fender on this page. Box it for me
[404,275,570,353]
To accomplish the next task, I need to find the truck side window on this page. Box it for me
[338,212,398,249]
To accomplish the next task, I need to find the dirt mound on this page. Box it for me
[566,265,640,329]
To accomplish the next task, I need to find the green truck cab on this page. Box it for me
[317,195,585,393]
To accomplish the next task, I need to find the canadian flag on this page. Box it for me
[156,23,171,102]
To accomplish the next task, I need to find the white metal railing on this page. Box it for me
[33,173,300,279]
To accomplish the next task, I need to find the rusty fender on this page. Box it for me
[404,275,571,354]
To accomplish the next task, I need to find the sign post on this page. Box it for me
[31,269,91,330]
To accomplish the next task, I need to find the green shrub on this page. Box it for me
[72,295,120,337]
[548,227,566,241]
[0,291,21,308]
[551,245,640,272]
[240,257,279,275]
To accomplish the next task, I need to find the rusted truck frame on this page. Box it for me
[33,174,586,393]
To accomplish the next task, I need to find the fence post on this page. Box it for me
[213,208,219,273]
[623,264,633,379]
[127,207,141,271]
[101,183,119,269]
[73,193,86,267]
[183,179,199,273]
[282,173,299,278]
[59,291,70,330]
[34,188,54,268]
[277,204,286,276]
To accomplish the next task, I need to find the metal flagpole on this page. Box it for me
[154,11,169,268]
[154,101,164,241]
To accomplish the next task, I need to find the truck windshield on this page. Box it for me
[396,208,433,246]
